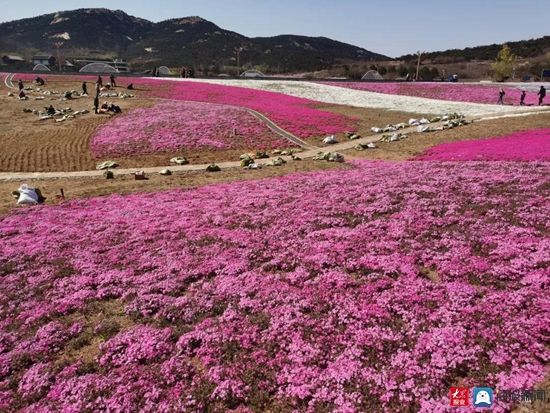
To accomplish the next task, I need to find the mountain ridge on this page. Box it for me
[0,8,389,73]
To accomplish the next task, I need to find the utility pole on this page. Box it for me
[415,51,422,81]
[54,42,64,72]
[234,46,243,77]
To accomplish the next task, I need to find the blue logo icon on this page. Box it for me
[473,387,494,408]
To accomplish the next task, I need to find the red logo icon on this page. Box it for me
[450,387,470,407]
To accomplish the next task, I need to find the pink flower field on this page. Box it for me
[323,81,540,105]
[141,79,356,138]
[0,160,548,412]
[416,129,550,161]
[91,101,288,157]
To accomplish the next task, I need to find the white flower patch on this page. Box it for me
[174,78,548,117]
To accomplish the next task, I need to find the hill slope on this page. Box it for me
[0,8,389,72]
[399,36,550,63]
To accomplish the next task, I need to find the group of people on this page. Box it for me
[15,74,127,115]
[498,85,546,106]
[92,74,124,115]
[94,74,117,89]
[95,101,122,114]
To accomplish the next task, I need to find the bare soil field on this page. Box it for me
[0,79,151,172]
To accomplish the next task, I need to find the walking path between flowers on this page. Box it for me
[246,108,317,149]
[1,109,549,181]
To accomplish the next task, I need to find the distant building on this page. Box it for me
[2,55,25,65]
[63,60,76,71]
[32,55,56,67]
[240,69,265,78]
[361,70,384,81]
[74,58,130,73]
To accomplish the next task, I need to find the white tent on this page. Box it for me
[32,64,51,72]
[158,66,172,75]
[79,63,118,73]
[240,70,265,78]
[361,70,383,81]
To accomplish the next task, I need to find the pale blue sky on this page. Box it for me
[0,0,547,57]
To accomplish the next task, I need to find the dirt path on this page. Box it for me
[247,109,317,149]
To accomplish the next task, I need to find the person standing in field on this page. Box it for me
[110,74,117,88]
[97,75,103,88]
[93,93,100,114]
[497,88,506,105]
[538,86,546,105]
[520,90,526,106]
[18,79,24,91]
[82,82,88,96]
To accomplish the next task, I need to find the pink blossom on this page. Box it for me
[0,160,548,411]
[91,101,289,157]
[415,129,550,161]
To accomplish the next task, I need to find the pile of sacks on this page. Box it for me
[170,157,189,165]
[206,164,221,172]
[32,107,89,122]
[371,113,470,135]
[313,152,345,163]
[380,133,408,143]
[415,114,471,133]
[240,151,270,169]
[355,142,377,151]
[371,123,408,134]
[272,148,302,156]
[99,92,135,99]
[269,157,287,167]
[345,132,362,140]
[323,135,338,145]
[96,161,118,170]
[12,184,45,206]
